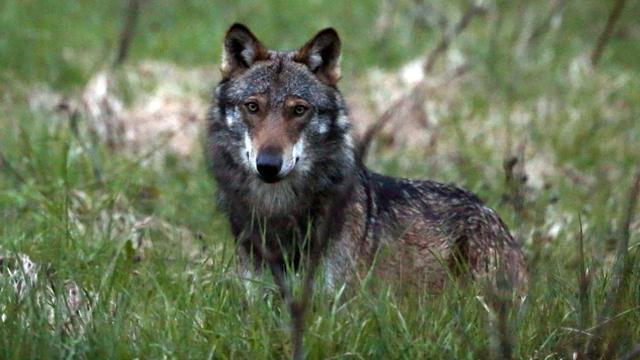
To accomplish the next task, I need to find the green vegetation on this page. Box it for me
[1,0,639,358]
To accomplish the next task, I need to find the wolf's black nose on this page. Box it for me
[256,151,283,183]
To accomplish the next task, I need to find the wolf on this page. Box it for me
[206,23,527,291]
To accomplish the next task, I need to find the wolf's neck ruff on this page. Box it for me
[206,23,527,290]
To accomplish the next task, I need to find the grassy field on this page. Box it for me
[1,0,639,358]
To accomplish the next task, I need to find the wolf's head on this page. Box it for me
[209,24,355,214]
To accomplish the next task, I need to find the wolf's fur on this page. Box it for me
[206,24,527,291]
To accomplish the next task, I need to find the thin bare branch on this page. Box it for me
[587,166,640,357]
[577,214,590,332]
[356,3,484,162]
[0,145,26,184]
[59,103,105,184]
[527,0,570,47]
[423,3,486,73]
[356,64,469,161]
[619,167,640,254]
[591,0,628,67]
[114,0,142,67]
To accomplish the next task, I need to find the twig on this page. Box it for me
[618,167,640,255]
[61,103,105,184]
[0,145,26,184]
[576,214,590,332]
[290,245,323,360]
[587,166,640,357]
[526,0,570,47]
[423,3,486,73]
[114,0,142,67]
[590,0,628,67]
[356,83,423,160]
[479,285,514,360]
[502,150,526,221]
[494,294,513,360]
[356,2,485,161]
[574,213,591,359]
[356,64,469,160]
[411,0,449,34]
[374,0,396,38]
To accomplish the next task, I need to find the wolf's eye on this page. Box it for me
[245,101,259,113]
[293,105,307,116]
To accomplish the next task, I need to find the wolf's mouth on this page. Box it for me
[258,173,282,183]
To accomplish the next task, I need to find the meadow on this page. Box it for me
[1,0,639,358]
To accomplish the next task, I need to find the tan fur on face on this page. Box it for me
[244,95,310,155]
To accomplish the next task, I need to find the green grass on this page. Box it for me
[1,0,640,358]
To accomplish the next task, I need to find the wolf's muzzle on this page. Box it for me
[256,151,283,183]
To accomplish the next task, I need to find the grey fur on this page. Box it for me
[206,24,527,291]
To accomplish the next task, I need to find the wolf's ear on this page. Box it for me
[221,23,269,78]
[294,28,341,86]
